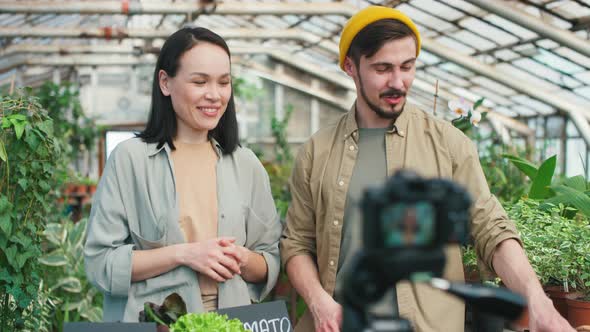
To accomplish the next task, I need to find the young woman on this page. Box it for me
[84,27,282,322]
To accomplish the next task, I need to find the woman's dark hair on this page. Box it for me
[137,27,239,154]
[347,19,418,67]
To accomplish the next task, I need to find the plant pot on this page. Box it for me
[464,269,479,283]
[157,325,170,332]
[545,285,581,320]
[511,306,529,331]
[567,296,590,329]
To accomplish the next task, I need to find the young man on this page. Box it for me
[280,6,574,332]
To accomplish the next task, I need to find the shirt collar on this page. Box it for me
[344,101,415,141]
[146,137,224,157]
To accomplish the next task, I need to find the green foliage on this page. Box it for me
[36,81,102,167]
[0,90,62,331]
[461,245,478,274]
[504,153,590,218]
[170,312,248,332]
[507,199,590,293]
[39,218,103,327]
[478,141,529,203]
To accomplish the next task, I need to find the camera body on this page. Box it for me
[361,170,472,251]
[340,170,473,332]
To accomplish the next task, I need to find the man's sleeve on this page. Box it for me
[280,144,317,268]
[448,128,522,272]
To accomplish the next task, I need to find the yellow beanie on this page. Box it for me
[339,6,421,70]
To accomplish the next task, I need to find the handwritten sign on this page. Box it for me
[217,300,292,332]
[63,322,156,332]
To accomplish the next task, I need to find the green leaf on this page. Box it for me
[38,250,68,266]
[15,251,35,269]
[0,213,12,236]
[13,121,25,140]
[551,185,590,217]
[0,140,7,162]
[473,97,485,110]
[43,223,65,246]
[502,154,538,180]
[17,178,28,191]
[82,306,103,322]
[529,155,556,199]
[52,277,82,293]
[5,245,18,269]
[562,175,587,191]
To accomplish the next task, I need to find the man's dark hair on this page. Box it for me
[137,27,239,154]
[347,19,418,67]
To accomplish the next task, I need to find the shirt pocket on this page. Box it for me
[130,228,167,250]
[244,205,280,250]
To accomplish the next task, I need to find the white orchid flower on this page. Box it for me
[448,98,471,117]
[470,111,482,127]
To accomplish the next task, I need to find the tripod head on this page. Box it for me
[339,171,526,332]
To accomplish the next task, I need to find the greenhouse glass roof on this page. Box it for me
[1,0,590,136]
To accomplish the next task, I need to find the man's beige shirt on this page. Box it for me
[280,103,521,332]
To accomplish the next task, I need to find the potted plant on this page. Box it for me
[140,293,247,332]
[508,199,584,320]
[564,216,590,328]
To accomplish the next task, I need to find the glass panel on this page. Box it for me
[566,138,588,177]
[536,39,559,50]
[451,30,496,51]
[567,118,580,137]
[470,77,516,96]
[554,47,590,69]
[510,95,554,115]
[513,58,563,83]
[496,63,557,91]
[536,117,545,138]
[419,50,442,65]
[285,87,311,138]
[534,49,585,75]
[546,116,564,139]
[397,4,455,32]
[459,17,519,45]
[484,14,537,39]
[411,0,464,21]
[435,36,476,54]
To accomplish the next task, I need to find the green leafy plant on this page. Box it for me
[36,81,103,174]
[140,293,187,327]
[139,293,247,332]
[478,140,529,203]
[170,312,248,332]
[0,89,62,331]
[39,217,103,327]
[507,199,590,292]
[504,154,590,218]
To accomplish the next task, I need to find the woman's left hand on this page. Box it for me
[219,239,250,268]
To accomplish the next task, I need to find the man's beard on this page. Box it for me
[358,73,406,120]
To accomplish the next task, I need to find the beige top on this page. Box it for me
[281,103,522,332]
[171,140,219,296]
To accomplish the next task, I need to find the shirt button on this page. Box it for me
[221,214,225,218]
[338,180,344,186]
[399,130,405,135]
[333,220,339,226]
[329,260,335,266]
[349,145,355,151]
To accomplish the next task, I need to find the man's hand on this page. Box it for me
[525,290,575,332]
[309,291,343,332]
